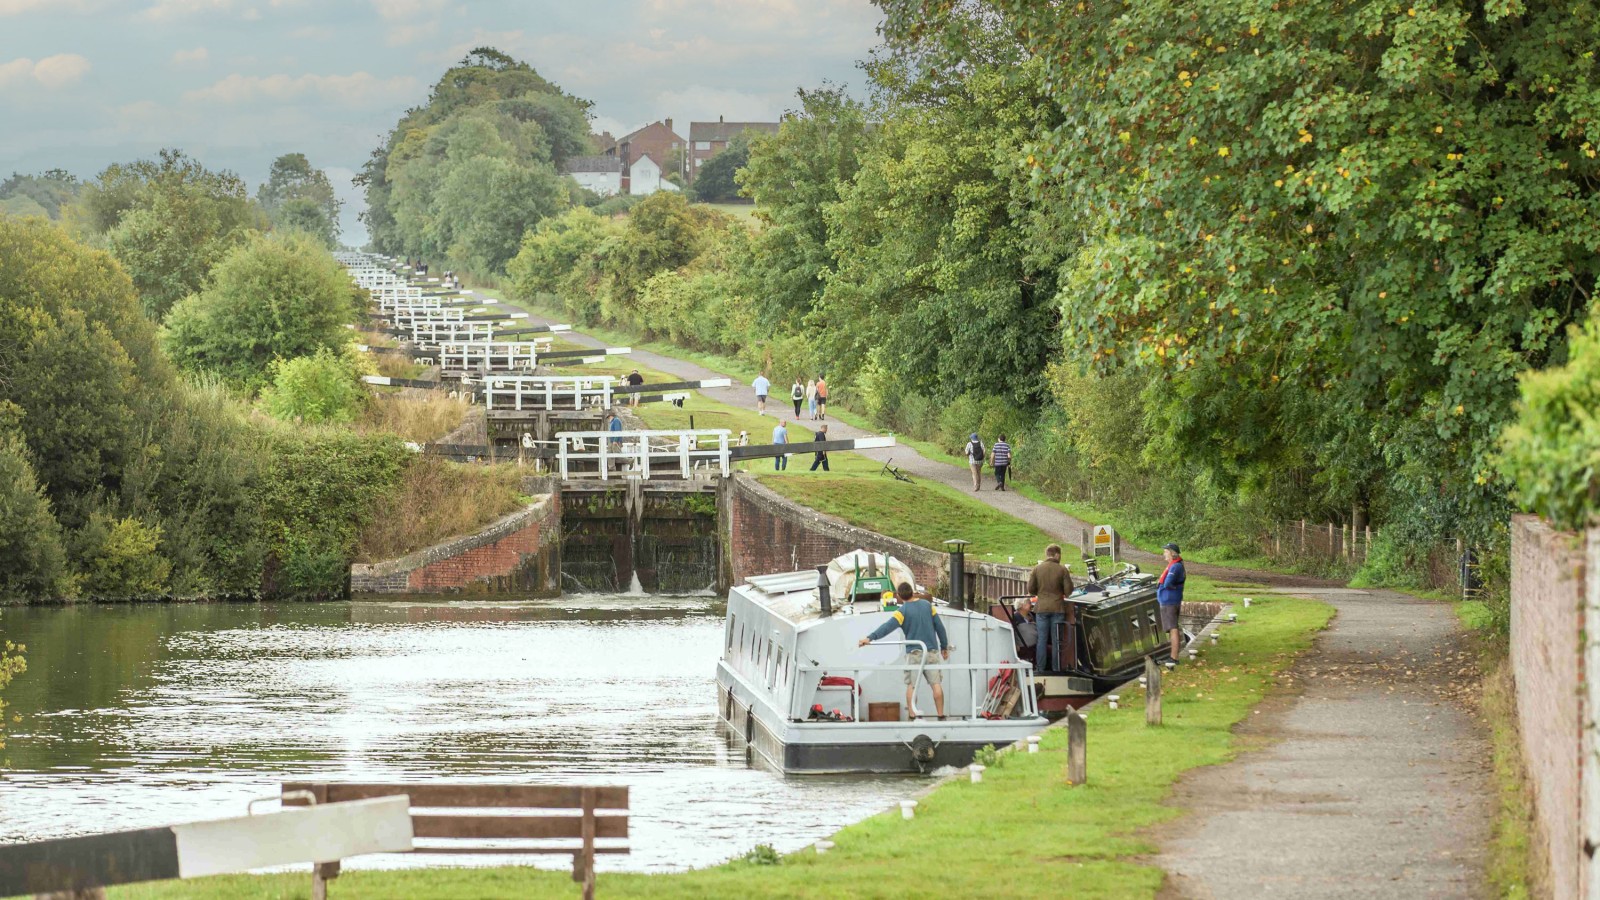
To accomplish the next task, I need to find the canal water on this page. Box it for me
[0,597,910,872]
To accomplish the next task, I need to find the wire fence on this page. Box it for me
[1258,519,1478,598]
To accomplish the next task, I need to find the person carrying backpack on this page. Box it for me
[965,433,985,491]
[791,379,804,418]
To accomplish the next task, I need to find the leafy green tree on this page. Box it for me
[691,134,750,203]
[258,153,341,247]
[261,348,367,424]
[77,150,264,318]
[359,48,592,266]
[506,207,620,309]
[739,87,873,323]
[0,196,49,219]
[162,232,356,390]
[878,0,1600,542]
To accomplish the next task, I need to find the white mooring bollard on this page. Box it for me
[970,764,986,784]
[1108,694,1120,710]
[900,800,918,820]
[1027,735,1041,753]
[1243,597,1253,607]
[814,840,835,854]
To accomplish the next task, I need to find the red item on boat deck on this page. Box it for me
[819,675,861,693]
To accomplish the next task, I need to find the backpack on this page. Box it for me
[970,440,986,463]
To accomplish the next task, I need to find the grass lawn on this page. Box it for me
[697,201,762,225]
[117,588,1330,900]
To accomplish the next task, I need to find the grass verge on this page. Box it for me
[1456,600,1538,898]
[117,587,1329,900]
[353,458,527,563]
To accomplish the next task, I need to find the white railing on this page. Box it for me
[792,660,1039,722]
[484,375,614,412]
[409,320,498,346]
[390,307,465,327]
[557,429,731,480]
[438,341,547,374]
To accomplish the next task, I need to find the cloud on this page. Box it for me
[0,53,91,89]
[140,0,235,20]
[182,71,420,107]
[370,0,451,20]
[655,84,787,124]
[0,0,93,13]
[171,46,209,65]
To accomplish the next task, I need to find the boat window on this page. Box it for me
[725,615,735,650]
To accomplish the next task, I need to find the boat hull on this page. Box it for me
[718,681,1045,775]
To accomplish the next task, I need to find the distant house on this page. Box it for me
[603,119,686,182]
[565,156,623,196]
[688,117,781,182]
[628,152,681,196]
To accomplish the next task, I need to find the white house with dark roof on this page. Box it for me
[565,155,623,196]
[628,152,680,196]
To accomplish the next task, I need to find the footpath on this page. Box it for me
[510,304,1494,897]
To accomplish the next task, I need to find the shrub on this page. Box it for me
[162,232,355,390]
[1497,311,1600,532]
[355,459,524,562]
[261,348,368,425]
[0,422,71,600]
[78,513,171,599]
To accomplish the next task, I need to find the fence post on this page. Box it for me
[1365,524,1373,561]
[1300,519,1307,552]
[1145,657,1162,726]
[1066,711,1087,786]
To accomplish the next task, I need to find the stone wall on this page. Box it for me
[727,474,946,588]
[351,495,560,595]
[1509,514,1589,900]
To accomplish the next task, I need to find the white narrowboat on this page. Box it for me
[715,551,1047,774]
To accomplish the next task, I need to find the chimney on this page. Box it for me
[664,117,673,133]
[719,114,724,123]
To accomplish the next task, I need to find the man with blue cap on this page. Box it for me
[1158,542,1186,660]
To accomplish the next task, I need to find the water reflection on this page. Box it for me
[0,597,909,872]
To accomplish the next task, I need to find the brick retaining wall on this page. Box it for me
[727,475,945,588]
[351,495,560,595]
[1509,514,1589,899]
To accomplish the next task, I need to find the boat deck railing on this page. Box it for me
[794,657,1040,722]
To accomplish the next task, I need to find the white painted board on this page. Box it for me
[172,796,414,878]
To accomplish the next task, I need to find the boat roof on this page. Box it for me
[736,567,992,631]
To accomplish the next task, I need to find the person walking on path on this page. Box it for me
[1026,545,1074,672]
[858,582,951,719]
[965,433,986,491]
[772,420,789,470]
[1157,543,1186,661]
[626,369,644,407]
[815,375,828,420]
[753,373,771,416]
[991,434,1012,491]
[810,423,831,471]
[806,378,817,419]
[790,379,804,418]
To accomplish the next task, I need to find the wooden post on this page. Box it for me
[1365,524,1373,561]
[1066,711,1087,786]
[579,787,597,900]
[1299,518,1306,552]
[1145,657,1162,726]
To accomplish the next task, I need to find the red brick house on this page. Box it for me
[687,116,781,182]
[603,119,686,184]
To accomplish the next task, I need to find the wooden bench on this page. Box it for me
[283,782,629,900]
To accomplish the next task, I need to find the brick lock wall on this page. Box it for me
[1509,514,1588,899]
[727,475,944,588]
[351,496,560,595]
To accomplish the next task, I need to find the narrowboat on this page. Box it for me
[715,551,1048,774]
[989,558,1179,715]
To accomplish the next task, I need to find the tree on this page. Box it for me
[878,0,1600,542]
[0,169,79,219]
[261,348,367,424]
[360,48,592,267]
[0,415,71,600]
[691,135,750,203]
[162,232,356,390]
[258,153,341,247]
[77,149,264,319]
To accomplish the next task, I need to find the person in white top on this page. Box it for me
[805,379,817,419]
[752,374,771,415]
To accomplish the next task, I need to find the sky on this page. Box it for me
[0,0,884,242]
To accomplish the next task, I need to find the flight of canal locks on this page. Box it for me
[0,255,1210,898]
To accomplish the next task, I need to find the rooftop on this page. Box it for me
[689,120,782,142]
[565,155,623,174]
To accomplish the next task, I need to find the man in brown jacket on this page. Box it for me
[1027,544,1075,672]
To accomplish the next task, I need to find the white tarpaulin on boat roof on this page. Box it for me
[824,550,918,602]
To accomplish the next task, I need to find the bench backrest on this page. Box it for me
[281,783,629,851]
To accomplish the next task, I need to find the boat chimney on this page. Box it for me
[944,539,969,610]
[816,565,832,617]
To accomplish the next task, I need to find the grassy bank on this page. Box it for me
[118,587,1330,900]
[1457,600,1539,898]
